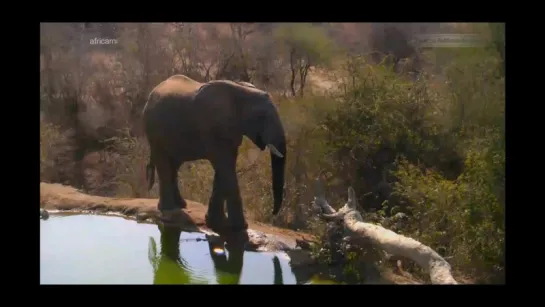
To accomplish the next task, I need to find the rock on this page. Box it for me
[40,209,50,220]
[295,238,314,250]
[286,249,315,267]
[393,212,408,221]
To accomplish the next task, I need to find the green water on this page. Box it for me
[40,214,310,285]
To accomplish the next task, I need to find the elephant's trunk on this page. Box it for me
[256,102,287,216]
[271,139,286,215]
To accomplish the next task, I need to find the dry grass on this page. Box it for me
[40,22,504,283]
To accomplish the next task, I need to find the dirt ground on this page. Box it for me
[40,182,314,243]
[40,181,423,284]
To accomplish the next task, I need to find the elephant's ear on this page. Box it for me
[194,83,209,98]
[244,114,266,150]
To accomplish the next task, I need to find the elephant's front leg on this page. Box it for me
[225,175,248,233]
[205,171,228,233]
[217,158,248,233]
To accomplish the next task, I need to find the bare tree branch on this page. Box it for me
[312,179,458,285]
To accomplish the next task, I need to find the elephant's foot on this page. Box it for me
[205,213,228,234]
[223,225,249,248]
[178,199,187,209]
[158,199,186,212]
[159,208,185,225]
[226,219,249,234]
[224,231,249,250]
[171,196,187,209]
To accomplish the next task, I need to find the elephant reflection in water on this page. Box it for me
[147,224,203,284]
[148,224,285,284]
[272,255,284,285]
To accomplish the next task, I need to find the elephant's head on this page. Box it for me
[236,84,287,215]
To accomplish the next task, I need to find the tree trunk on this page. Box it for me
[299,62,311,97]
[289,48,297,97]
[312,180,458,285]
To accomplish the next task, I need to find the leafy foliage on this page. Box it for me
[40,23,504,282]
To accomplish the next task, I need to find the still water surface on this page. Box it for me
[40,214,313,284]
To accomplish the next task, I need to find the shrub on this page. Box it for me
[393,133,504,282]
[391,38,504,282]
[40,121,74,184]
[106,129,157,198]
[40,23,505,282]
[320,57,461,212]
[312,27,504,282]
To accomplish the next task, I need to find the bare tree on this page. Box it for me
[274,23,335,97]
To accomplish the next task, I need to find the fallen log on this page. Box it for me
[311,180,458,285]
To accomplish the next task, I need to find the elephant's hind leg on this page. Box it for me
[171,160,187,210]
[154,148,184,212]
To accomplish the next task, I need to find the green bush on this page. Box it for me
[106,129,158,198]
[313,27,504,282]
[320,57,461,210]
[393,132,504,282]
[40,121,63,172]
[40,121,74,184]
[40,23,505,282]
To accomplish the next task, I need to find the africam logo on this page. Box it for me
[89,37,118,45]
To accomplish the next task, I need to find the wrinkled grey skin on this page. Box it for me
[143,75,287,233]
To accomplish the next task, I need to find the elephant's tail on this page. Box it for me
[146,158,155,191]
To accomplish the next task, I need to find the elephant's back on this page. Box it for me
[143,75,202,124]
[144,75,202,114]
[143,76,203,144]
[152,75,203,97]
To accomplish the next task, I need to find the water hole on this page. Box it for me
[40,213,333,285]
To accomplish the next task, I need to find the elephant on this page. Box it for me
[142,75,287,234]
